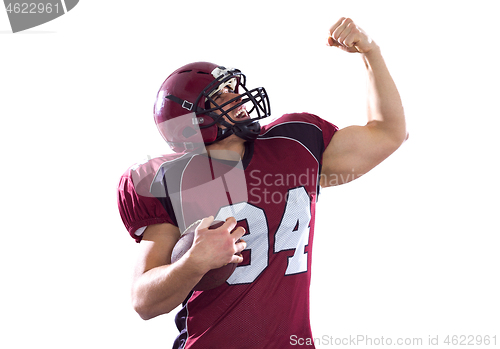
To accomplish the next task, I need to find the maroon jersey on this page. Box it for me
[117,113,338,348]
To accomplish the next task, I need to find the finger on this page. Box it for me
[230,253,244,264]
[343,29,364,50]
[223,216,238,233]
[197,215,214,231]
[232,225,246,238]
[327,36,340,47]
[332,18,352,42]
[328,17,346,36]
[337,25,354,46]
[235,239,247,253]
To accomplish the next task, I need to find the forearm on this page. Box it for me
[362,46,407,144]
[132,253,205,320]
[131,217,246,320]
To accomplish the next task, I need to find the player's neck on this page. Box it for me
[205,136,245,161]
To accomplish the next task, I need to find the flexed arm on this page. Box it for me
[321,18,408,187]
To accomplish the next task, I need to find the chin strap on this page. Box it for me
[165,94,194,111]
[215,117,261,143]
[231,121,261,141]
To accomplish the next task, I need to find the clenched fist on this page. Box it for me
[327,17,378,53]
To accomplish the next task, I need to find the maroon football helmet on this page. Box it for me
[154,62,270,152]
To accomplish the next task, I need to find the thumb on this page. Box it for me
[196,216,215,231]
[326,35,339,47]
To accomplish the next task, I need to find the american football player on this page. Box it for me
[118,18,407,349]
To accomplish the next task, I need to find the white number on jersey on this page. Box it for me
[214,187,312,285]
[274,187,311,275]
[215,202,268,284]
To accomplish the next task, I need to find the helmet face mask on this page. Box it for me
[201,73,270,124]
[154,62,271,152]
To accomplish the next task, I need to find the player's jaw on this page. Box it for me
[230,105,250,122]
[212,93,250,126]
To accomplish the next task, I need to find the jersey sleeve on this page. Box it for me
[117,167,176,243]
[294,112,338,153]
[313,114,338,151]
[262,112,338,162]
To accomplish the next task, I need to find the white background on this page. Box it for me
[1,1,498,348]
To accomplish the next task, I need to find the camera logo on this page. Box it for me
[3,0,79,33]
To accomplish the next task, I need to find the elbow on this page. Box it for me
[401,119,409,144]
[137,311,158,321]
[132,298,155,321]
[391,125,409,149]
[131,296,168,321]
[131,285,151,320]
[132,294,175,321]
[133,300,165,321]
[394,130,409,149]
[381,128,408,158]
[394,120,409,145]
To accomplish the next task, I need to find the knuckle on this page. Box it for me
[225,216,236,224]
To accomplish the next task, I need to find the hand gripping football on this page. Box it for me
[171,220,238,291]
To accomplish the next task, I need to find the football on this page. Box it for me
[171,220,238,291]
